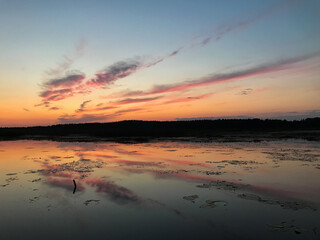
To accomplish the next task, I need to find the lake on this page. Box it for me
[0,140,319,239]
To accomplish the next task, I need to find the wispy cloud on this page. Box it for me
[38,58,149,104]
[195,0,284,47]
[85,58,142,88]
[163,93,213,104]
[40,88,74,102]
[76,100,91,113]
[44,72,86,89]
[77,106,117,113]
[238,88,253,95]
[57,107,144,123]
[121,52,320,97]
[46,39,87,76]
[57,114,108,124]
[37,39,87,106]
[49,106,61,111]
[34,101,50,108]
[114,96,162,105]
[235,87,270,95]
[38,73,86,104]
[80,100,91,109]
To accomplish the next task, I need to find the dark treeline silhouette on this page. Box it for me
[0,118,320,141]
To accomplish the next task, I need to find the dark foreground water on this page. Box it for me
[0,140,319,240]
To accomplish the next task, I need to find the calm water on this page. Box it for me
[0,140,319,239]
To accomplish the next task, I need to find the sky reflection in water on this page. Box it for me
[0,140,319,239]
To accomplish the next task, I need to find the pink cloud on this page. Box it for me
[44,73,86,89]
[114,96,162,105]
[115,108,144,114]
[121,52,320,97]
[57,114,109,124]
[77,106,117,113]
[85,59,142,88]
[163,93,213,104]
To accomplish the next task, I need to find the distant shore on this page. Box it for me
[0,118,320,142]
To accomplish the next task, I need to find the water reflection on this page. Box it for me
[0,140,319,239]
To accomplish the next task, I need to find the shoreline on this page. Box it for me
[1,130,320,142]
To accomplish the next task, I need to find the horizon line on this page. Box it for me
[1,117,319,128]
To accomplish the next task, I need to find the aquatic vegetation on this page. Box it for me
[6,173,18,176]
[44,158,105,174]
[197,180,250,191]
[84,199,100,206]
[263,149,320,162]
[199,200,228,208]
[183,195,199,203]
[30,178,42,182]
[238,193,317,211]
[267,222,305,235]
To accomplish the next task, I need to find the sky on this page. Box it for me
[0,0,319,126]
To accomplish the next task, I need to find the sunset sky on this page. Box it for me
[0,0,319,126]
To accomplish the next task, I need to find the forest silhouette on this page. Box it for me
[1,118,319,141]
